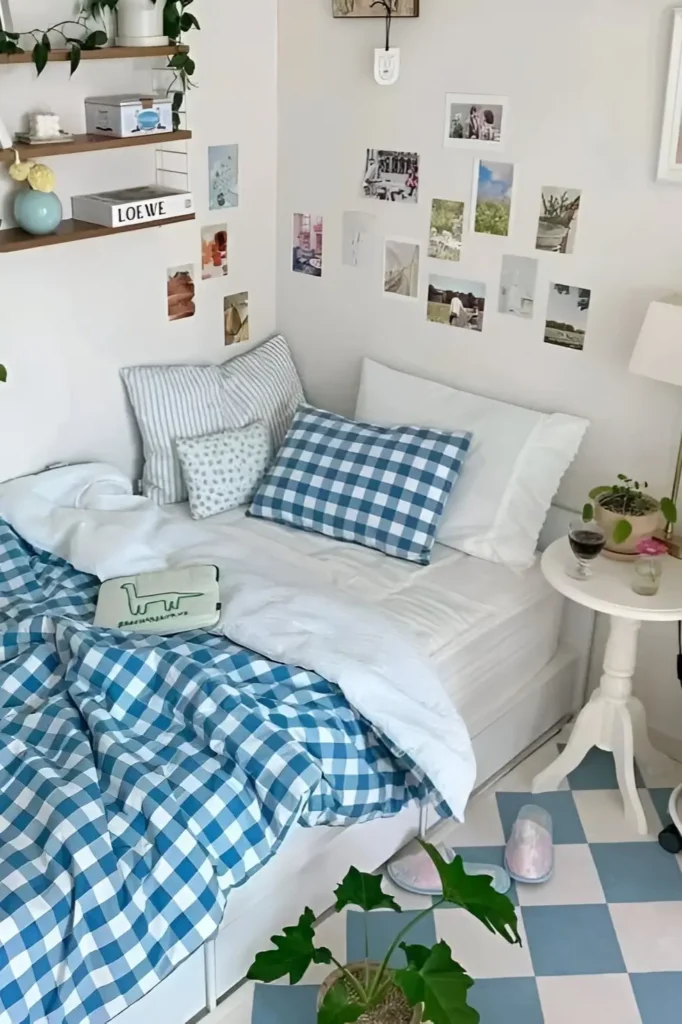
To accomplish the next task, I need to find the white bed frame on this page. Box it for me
[110,504,594,1024]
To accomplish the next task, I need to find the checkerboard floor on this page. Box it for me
[215,729,682,1023]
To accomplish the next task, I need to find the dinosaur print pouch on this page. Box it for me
[95,565,221,634]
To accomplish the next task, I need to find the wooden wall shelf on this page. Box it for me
[0,45,188,65]
[0,131,192,163]
[0,214,195,254]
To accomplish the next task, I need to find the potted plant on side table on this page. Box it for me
[583,474,677,559]
[248,841,520,1023]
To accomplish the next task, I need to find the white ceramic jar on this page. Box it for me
[116,0,167,47]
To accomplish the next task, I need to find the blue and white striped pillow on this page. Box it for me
[249,405,472,564]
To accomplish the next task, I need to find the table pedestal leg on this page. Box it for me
[533,615,652,835]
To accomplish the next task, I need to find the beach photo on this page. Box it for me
[536,187,582,254]
[472,160,515,236]
[427,275,486,331]
[342,210,376,268]
[208,144,238,210]
[333,0,418,16]
[428,198,464,262]
[384,239,420,299]
[544,283,592,351]
[444,94,507,149]
[224,292,250,345]
[292,213,323,276]
[167,265,196,322]
[498,255,538,318]
[201,224,228,280]
[363,149,419,203]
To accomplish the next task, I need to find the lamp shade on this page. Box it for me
[629,295,682,387]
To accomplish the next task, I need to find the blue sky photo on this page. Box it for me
[477,161,514,203]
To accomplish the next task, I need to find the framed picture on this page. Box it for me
[444,94,508,150]
[333,0,419,18]
[0,0,13,32]
[658,9,682,182]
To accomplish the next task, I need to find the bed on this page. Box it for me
[0,345,594,1024]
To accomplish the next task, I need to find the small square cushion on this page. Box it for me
[177,422,270,520]
[248,405,472,564]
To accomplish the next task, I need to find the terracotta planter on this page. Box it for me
[317,963,421,1024]
[594,501,663,559]
[116,0,167,46]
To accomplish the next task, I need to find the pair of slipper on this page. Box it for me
[388,804,554,896]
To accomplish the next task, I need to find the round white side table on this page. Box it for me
[533,537,682,835]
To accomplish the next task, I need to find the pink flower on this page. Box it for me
[635,537,668,557]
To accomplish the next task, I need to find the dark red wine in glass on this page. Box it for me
[568,520,606,579]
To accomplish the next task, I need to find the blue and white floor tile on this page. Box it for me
[216,730,682,1023]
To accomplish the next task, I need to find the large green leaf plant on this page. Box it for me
[247,842,520,1024]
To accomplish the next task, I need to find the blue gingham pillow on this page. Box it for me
[248,405,472,564]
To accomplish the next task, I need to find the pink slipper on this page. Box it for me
[504,805,554,884]
[388,844,510,895]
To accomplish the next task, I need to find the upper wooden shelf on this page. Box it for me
[0,130,192,162]
[0,44,188,65]
[0,214,196,254]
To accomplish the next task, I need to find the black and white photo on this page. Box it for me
[363,149,419,203]
[544,283,592,351]
[444,94,507,150]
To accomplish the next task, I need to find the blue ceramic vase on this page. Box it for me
[14,189,63,235]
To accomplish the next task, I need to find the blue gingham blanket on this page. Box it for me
[0,521,428,1024]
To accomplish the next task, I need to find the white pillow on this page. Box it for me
[177,422,270,520]
[355,359,589,569]
[122,335,304,505]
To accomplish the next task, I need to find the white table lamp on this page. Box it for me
[629,295,682,556]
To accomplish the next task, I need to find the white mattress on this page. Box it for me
[167,505,564,737]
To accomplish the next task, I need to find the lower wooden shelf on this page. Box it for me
[0,213,195,253]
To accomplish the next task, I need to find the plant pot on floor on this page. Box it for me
[594,501,663,559]
[317,964,421,1024]
[116,0,167,46]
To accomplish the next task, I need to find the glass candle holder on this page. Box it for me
[632,555,663,596]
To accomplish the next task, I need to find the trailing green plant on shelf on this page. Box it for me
[582,474,677,546]
[0,0,198,105]
[247,842,520,1024]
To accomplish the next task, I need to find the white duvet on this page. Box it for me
[0,463,476,819]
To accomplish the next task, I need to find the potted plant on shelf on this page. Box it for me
[248,842,520,1024]
[582,474,677,558]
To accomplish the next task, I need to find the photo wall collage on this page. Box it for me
[166,142,250,346]
[292,94,592,354]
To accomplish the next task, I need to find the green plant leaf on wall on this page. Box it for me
[0,365,7,383]
[419,844,521,944]
[660,497,677,525]
[612,520,633,545]
[69,44,81,76]
[246,907,332,985]
[32,39,49,75]
[394,941,479,1024]
[582,503,594,522]
[333,866,401,914]
[317,983,365,1024]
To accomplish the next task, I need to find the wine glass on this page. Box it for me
[567,519,606,580]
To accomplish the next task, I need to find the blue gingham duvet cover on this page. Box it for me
[0,521,427,1024]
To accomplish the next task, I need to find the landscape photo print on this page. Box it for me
[544,283,592,351]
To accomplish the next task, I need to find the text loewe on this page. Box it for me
[116,201,167,224]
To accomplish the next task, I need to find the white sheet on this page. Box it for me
[0,464,476,820]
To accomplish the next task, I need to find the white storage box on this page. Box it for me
[72,185,194,228]
[85,94,173,138]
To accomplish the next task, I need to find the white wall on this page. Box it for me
[277,0,682,745]
[0,0,278,483]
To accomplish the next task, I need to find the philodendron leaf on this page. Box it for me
[588,485,611,500]
[32,41,49,76]
[582,503,594,523]
[318,981,365,1024]
[0,365,6,383]
[419,844,521,945]
[334,866,401,913]
[661,497,677,525]
[246,907,331,985]
[612,519,633,545]
[394,940,479,1024]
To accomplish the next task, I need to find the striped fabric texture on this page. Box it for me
[121,336,304,505]
[249,405,472,564]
